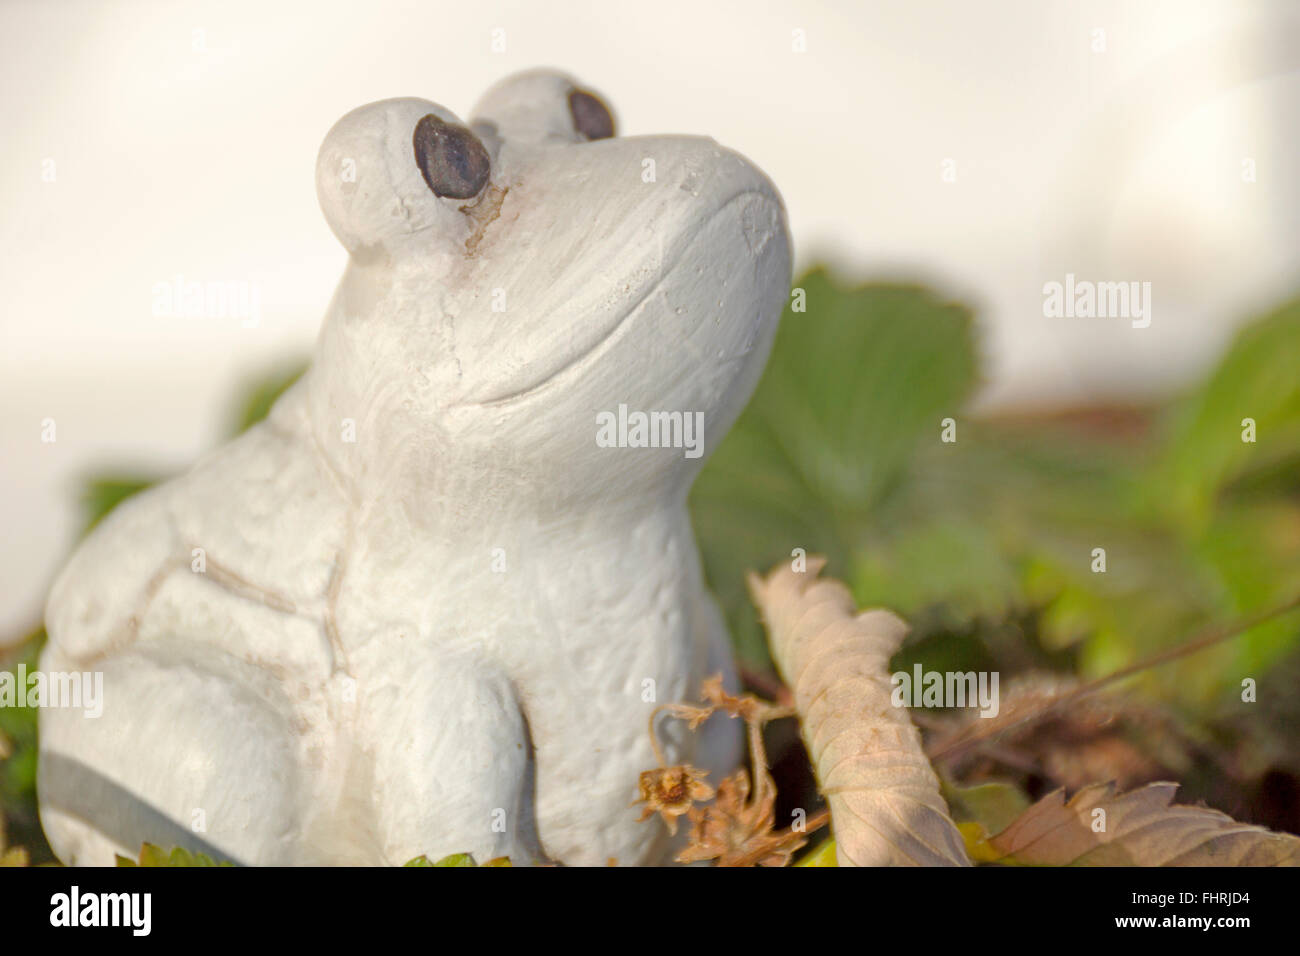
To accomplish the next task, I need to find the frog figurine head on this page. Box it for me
[309,68,791,515]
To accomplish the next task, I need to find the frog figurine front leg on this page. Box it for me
[37,69,792,866]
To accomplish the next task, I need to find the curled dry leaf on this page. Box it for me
[748,557,969,866]
[640,675,819,865]
[968,781,1300,866]
[677,768,806,867]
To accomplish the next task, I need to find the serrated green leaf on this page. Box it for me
[116,842,233,867]
[691,270,980,665]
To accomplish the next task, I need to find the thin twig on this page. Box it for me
[739,665,795,707]
[930,593,1300,763]
[647,706,669,767]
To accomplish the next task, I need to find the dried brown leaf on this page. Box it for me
[676,768,805,867]
[748,556,969,866]
[973,781,1300,866]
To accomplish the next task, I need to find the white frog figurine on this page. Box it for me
[38,68,791,866]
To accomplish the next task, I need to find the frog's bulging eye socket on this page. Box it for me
[567,88,616,141]
[413,114,492,200]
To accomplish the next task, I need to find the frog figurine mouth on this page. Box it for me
[450,133,787,412]
[466,182,786,409]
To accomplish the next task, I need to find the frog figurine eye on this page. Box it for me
[567,88,615,141]
[470,69,618,146]
[412,114,492,199]
[315,98,496,255]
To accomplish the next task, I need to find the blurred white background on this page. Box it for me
[2,0,1298,637]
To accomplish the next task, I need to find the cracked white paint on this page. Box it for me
[37,69,791,866]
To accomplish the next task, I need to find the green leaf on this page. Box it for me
[80,478,157,534]
[404,852,478,867]
[943,780,1032,835]
[228,362,307,436]
[1194,500,1300,682]
[1158,296,1300,524]
[691,269,980,664]
[0,632,44,804]
[794,837,837,867]
[116,843,233,867]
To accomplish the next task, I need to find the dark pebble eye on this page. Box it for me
[568,88,616,141]
[412,114,491,199]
